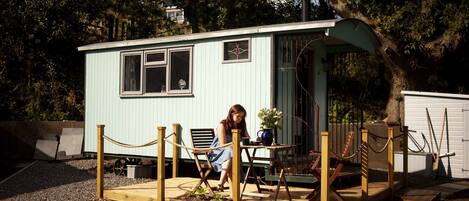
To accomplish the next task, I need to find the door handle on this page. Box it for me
[463,138,469,142]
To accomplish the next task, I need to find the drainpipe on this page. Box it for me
[302,0,311,21]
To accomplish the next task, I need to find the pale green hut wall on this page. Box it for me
[84,34,273,159]
[313,42,328,135]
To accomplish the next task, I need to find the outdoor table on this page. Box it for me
[240,143,296,201]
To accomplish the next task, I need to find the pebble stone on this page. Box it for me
[0,159,154,201]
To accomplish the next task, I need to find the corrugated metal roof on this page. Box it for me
[78,19,341,51]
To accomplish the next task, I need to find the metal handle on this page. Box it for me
[462,138,469,142]
[462,109,469,112]
[462,168,469,172]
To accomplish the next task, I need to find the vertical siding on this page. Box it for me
[464,104,469,178]
[313,43,327,134]
[85,35,272,159]
[404,94,469,178]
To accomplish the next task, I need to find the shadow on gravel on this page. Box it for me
[0,160,95,200]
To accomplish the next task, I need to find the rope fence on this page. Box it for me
[96,124,409,201]
[101,132,233,152]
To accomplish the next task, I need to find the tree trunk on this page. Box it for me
[328,0,408,124]
[380,47,408,125]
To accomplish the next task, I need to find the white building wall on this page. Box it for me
[84,34,273,159]
[403,91,469,178]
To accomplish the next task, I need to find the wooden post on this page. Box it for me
[157,127,166,201]
[388,127,394,196]
[403,126,408,187]
[361,129,369,201]
[96,124,104,200]
[172,123,180,178]
[320,132,330,201]
[231,129,241,201]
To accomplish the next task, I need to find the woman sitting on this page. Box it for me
[209,104,250,192]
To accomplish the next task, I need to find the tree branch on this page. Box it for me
[424,31,462,60]
[328,0,374,26]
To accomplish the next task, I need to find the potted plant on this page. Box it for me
[257,108,283,145]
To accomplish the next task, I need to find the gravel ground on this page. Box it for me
[0,159,154,201]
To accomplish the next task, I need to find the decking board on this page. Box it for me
[104,177,394,201]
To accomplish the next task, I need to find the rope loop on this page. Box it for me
[164,138,232,152]
[102,132,175,148]
[103,135,157,148]
[368,137,392,153]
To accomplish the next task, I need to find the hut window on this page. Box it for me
[145,67,166,93]
[120,46,192,97]
[144,50,166,65]
[222,38,250,63]
[168,48,191,93]
[121,52,143,94]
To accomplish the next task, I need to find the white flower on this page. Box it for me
[258,108,283,130]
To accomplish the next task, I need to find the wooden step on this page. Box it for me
[401,189,441,201]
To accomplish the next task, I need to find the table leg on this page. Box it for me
[273,149,292,201]
[241,148,262,198]
[274,168,285,201]
[283,170,292,201]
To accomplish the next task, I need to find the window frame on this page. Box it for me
[144,49,166,66]
[222,38,251,64]
[120,46,193,97]
[168,47,193,94]
[143,64,167,96]
[120,51,144,95]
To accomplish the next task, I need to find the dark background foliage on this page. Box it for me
[0,0,467,122]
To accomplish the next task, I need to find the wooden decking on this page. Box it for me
[104,177,396,201]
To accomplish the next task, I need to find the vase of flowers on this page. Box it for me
[257,108,283,145]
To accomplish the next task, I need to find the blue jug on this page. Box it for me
[257,129,273,146]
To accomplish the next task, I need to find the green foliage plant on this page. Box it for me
[258,108,283,130]
[210,193,224,201]
[192,186,207,199]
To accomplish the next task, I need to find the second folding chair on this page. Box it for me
[307,131,355,201]
[189,128,216,195]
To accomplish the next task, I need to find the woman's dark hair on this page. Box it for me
[223,104,247,135]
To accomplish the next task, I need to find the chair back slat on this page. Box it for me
[190,129,215,149]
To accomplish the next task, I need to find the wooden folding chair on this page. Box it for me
[189,128,216,195]
[307,131,355,201]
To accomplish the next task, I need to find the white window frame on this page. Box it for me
[144,49,166,66]
[120,51,143,95]
[120,46,193,97]
[222,38,251,64]
[143,64,167,96]
[168,47,193,94]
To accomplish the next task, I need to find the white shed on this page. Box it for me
[402,90,469,178]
